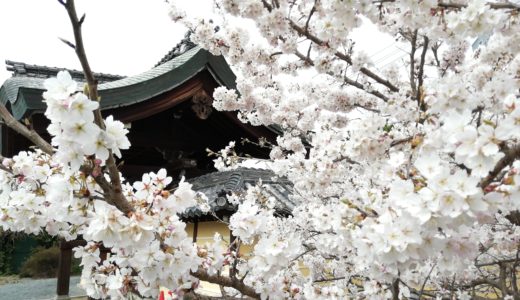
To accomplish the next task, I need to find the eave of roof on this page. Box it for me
[0,46,237,120]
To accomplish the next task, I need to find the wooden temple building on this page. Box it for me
[0,38,295,298]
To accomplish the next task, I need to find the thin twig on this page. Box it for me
[58,37,76,49]
[304,1,317,33]
[418,264,436,299]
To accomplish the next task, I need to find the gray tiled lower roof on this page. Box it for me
[0,46,237,120]
[183,168,296,219]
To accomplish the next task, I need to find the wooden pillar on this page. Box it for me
[56,239,87,299]
[229,223,237,278]
[56,240,72,297]
[192,221,198,243]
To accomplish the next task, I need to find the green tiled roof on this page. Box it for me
[0,46,236,120]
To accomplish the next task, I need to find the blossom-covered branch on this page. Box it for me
[59,0,133,215]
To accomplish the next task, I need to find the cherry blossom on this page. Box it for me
[1,0,520,299]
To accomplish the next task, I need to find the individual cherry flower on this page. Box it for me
[43,70,77,100]
[414,152,443,179]
[436,191,465,218]
[133,173,153,200]
[62,120,100,149]
[104,115,130,157]
[448,170,480,198]
[82,131,110,161]
[67,93,99,123]
[150,168,172,189]
[73,243,101,269]
[170,177,196,213]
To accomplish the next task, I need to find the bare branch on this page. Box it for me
[374,0,520,11]
[391,278,399,300]
[261,0,273,12]
[431,42,442,68]
[417,35,429,111]
[58,37,76,49]
[191,269,260,299]
[407,29,418,96]
[439,1,520,10]
[480,143,520,188]
[313,276,346,283]
[0,105,53,155]
[418,264,436,299]
[78,13,85,26]
[304,1,317,33]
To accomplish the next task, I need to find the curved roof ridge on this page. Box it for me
[98,45,203,91]
[5,59,124,83]
[0,46,237,120]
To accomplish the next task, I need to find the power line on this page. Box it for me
[373,49,403,65]
[378,53,407,69]
[366,41,398,60]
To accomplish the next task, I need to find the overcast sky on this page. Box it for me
[0,0,190,82]
[0,1,402,84]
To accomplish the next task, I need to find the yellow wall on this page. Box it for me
[187,220,307,296]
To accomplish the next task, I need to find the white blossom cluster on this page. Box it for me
[168,0,520,298]
[0,153,205,298]
[0,74,215,299]
[44,71,130,170]
[1,0,520,299]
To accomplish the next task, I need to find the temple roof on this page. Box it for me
[0,46,236,120]
[184,168,296,219]
[154,32,197,67]
[5,60,124,83]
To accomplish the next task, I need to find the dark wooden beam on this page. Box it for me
[56,240,73,297]
[192,221,198,243]
[104,76,205,123]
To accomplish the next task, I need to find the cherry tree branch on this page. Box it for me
[373,0,520,11]
[59,0,133,215]
[406,29,418,96]
[390,278,400,300]
[191,269,260,299]
[304,1,317,33]
[417,35,429,111]
[288,20,399,93]
[0,105,53,155]
[418,264,436,299]
[480,143,520,188]
[184,291,241,300]
[438,1,520,10]
[293,50,389,101]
